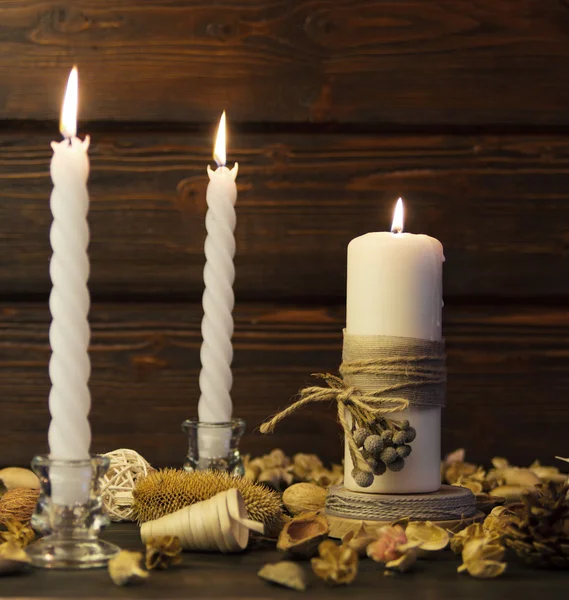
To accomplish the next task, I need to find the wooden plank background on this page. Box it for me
[0,0,568,469]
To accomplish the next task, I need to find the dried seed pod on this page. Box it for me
[380,448,397,466]
[145,536,182,570]
[282,483,327,516]
[353,428,369,448]
[311,540,358,585]
[363,435,383,456]
[392,431,407,446]
[396,445,412,459]
[351,468,374,488]
[277,511,329,558]
[387,457,405,472]
[108,551,149,586]
[258,561,308,591]
[405,428,417,443]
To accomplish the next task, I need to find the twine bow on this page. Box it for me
[260,373,408,471]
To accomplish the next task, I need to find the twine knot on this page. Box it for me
[260,333,446,477]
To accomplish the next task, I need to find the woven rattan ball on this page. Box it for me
[101,449,153,522]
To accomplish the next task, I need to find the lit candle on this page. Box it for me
[197,112,238,455]
[48,67,92,502]
[344,198,445,493]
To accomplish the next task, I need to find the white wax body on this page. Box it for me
[344,231,444,493]
[198,164,238,457]
[48,136,93,504]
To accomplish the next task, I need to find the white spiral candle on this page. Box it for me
[47,67,93,504]
[197,113,238,456]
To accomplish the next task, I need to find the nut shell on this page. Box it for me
[283,483,327,516]
[0,468,39,491]
[258,561,308,591]
[277,511,329,558]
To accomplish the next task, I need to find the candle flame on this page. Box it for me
[213,111,226,167]
[391,198,404,233]
[60,66,78,139]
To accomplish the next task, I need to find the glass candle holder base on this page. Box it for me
[182,418,245,476]
[26,538,120,570]
[26,455,120,569]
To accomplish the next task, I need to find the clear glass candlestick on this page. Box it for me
[182,418,245,476]
[26,455,120,569]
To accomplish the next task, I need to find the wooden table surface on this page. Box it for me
[1,523,568,599]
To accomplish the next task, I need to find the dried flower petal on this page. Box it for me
[385,548,418,574]
[145,536,182,570]
[0,518,35,548]
[311,540,358,585]
[109,551,148,586]
[0,541,30,563]
[405,521,449,551]
[342,523,379,557]
[458,559,506,579]
[462,537,505,564]
[450,523,485,554]
[367,525,407,563]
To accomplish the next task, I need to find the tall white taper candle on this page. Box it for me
[344,198,445,493]
[48,67,93,503]
[197,112,239,456]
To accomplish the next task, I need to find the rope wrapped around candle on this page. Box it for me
[260,334,446,472]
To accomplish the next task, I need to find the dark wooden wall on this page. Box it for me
[1,1,568,469]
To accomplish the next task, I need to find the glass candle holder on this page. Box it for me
[26,455,120,569]
[182,418,245,476]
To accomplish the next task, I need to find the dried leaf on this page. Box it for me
[311,540,358,586]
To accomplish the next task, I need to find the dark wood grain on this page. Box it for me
[1,1,569,125]
[1,130,569,300]
[2,523,569,598]
[0,302,567,470]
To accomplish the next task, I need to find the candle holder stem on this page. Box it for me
[26,455,120,569]
[182,418,245,476]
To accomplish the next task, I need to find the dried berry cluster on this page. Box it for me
[350,419,416,488]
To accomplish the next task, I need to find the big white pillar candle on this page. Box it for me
[48,67,93,504]
[344,198,445,493]
[197,112,239,458]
